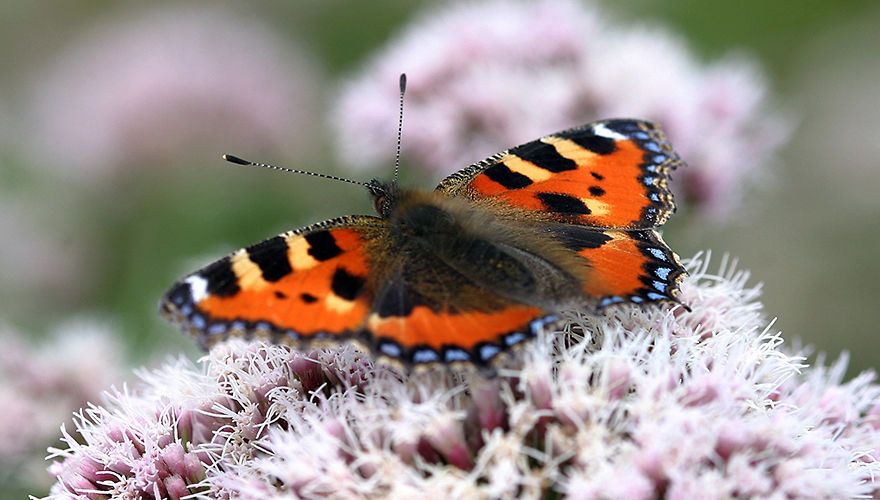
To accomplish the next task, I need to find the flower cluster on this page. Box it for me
[333,0,789,219]
[24,5,321,183]
[42,256,879,498]
[45,344,371,498]
[0,321,126,489]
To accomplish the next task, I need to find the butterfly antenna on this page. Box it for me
[393,73,406,188]
[222,154,370,188]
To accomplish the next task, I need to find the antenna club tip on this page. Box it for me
[222,154,249,165]
[399,73,407,93]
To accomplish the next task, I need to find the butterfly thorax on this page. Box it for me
[373,188,588,312]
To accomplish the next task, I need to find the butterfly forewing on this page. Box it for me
[436,119,682,230]
[161,216,383,349]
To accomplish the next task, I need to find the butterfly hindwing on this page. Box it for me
[547,224,687,306]
[437,119,682,229]
[161,216,384,349]
[367,270,557,368]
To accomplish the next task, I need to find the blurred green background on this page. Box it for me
[0,0,878,496]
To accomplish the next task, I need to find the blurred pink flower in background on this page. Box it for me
[0,321,126,488]
[42,256,880,498]
[24,5,321,183]
[333,0,789,219]
[0,199,87,300]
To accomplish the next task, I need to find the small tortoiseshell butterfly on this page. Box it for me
[161,97,686,370]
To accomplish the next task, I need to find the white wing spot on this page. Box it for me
[592,123,627,140]
[185,275,209,302]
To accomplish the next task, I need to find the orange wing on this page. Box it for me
[436,119,682,229]
[160,216,384,350]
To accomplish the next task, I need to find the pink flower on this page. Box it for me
[333,0,789,220]
[39,255,880,498]
[0,321,126,490]
[24,5,321,183]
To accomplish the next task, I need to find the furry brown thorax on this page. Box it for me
[366,183,588,313]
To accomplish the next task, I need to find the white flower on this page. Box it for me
[40,255,880,498]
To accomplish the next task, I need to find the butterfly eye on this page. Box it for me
[373,195,389,216]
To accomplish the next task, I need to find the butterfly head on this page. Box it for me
[367,178,397,218]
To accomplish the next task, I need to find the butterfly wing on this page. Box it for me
[160,215,384,350]
[547,224,687,306]
[366,263,558,368]
[436,119,682,229]
[436,119,687,307]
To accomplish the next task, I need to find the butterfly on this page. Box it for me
[160,118,687,370]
